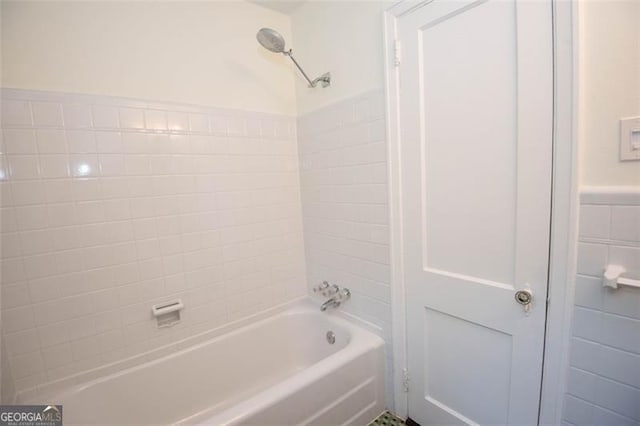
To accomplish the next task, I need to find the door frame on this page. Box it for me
[383,0,580,422]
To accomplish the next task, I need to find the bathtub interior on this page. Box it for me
[32,308,360,425]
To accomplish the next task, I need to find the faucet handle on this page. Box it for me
[313,281,330,293]
[337,288,351,301]
[322,284,340,297]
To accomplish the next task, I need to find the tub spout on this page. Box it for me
[320,298,341,312]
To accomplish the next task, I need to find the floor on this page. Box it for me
[369,411,406,426]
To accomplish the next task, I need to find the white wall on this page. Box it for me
[579,0,640,186]
[1,335,16,403]
[563,190,640,426]
[561,6,640,423]
[297,90,393,405]
[0,0,309,398]
[291,0,395,408]
[0,89,306,395]
[291,1,393,115]
[1,1,296,115]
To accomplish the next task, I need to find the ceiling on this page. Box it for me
[246,0,308,15]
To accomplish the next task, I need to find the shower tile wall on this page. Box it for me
[297,90,393,404]
[0,89,306,394]
[1,336,16,403]
[562,191,640,426]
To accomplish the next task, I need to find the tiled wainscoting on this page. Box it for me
[0,89,307,397]
[563,189,640,426]
[1,336,15,402]
[297,91,393,405]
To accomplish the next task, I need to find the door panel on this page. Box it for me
[421,0,517,285]
[396,0,553,424]
[423,308,513,425]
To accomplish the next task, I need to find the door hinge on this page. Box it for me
[402,368,409,393]
[394,40,402,67]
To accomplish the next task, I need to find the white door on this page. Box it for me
[394,0,553,424]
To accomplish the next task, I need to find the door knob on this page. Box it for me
[514,289,533,313]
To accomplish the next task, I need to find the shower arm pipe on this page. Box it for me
[284,49,330,88]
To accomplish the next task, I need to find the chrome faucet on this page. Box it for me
[320,297,341,312]
[312,281,351,312]
[319,287,351,312]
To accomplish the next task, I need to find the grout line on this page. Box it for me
[579,237,640,248]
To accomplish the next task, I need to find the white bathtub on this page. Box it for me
[27,300,386,425]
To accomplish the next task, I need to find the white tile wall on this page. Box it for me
[0,88,306,395]
[563,190,640,425]
[1,335,16,403]
[296,90,393,406]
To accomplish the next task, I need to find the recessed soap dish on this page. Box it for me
[151,299,184,328]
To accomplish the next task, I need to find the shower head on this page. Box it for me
[256,28,286,53]
[256,27,331,88]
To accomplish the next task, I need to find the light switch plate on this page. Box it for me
[620,116,640,161]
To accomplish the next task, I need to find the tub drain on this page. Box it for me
[326,331,336,344]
